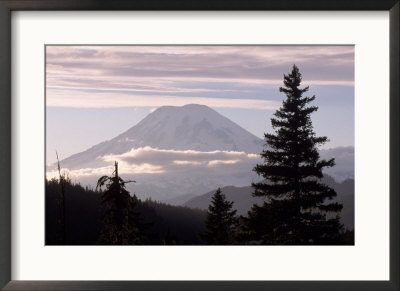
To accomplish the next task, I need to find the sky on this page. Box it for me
[46,45,354,165]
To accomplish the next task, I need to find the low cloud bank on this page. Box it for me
[46,147,260,179]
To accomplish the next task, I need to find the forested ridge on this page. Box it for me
[46,177,207,245]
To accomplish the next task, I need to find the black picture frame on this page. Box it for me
[0,1,398,290]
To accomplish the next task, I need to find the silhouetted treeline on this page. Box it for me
[46,176,353,245]
[144,199,207,244]
[46,177,206,245]
[46,178,101,245]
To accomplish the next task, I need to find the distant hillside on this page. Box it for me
[184,175,354,229]
[320,146,354,182]
[164,193,198,206]
[185,186,263,215]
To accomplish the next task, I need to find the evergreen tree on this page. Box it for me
[201,188,238,244]
[96,161,146,244]
[245,65,343,245]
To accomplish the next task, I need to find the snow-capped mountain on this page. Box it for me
[59,104,264,170]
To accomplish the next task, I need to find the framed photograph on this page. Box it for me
[1,1,398,290]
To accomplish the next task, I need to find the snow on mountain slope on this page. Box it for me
[58,104,264,170]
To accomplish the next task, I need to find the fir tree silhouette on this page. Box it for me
[201,188,238,244]
[244,65,343,245]
[96,161,146,244]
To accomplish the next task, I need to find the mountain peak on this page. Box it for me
[120,103,263,153]
[152,104,215,115]
[182,103,211,110]
[59,103,264,170]
[183,103,209,109]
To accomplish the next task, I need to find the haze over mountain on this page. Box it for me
[183,175,354,229]
[319,146,354,182]
[48,104,354,201]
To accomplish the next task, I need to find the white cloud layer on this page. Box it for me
[46,147,260,179]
